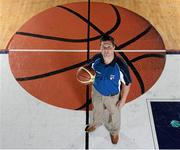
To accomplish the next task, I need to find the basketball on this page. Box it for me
[76,66,96,84]
[7,2,166,110]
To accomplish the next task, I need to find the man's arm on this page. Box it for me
[116,83,131,108]
[116,57,132,108]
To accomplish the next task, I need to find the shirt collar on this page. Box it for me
[100,53,117,66]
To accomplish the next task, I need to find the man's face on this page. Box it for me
[100,41,115,58]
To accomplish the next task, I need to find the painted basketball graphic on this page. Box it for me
[7,2,166,110]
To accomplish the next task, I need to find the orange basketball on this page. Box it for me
[7,2,166,110]
[76,66,96,84]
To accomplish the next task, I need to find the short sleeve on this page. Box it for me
[86,53,102,68]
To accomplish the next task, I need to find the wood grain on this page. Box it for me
[0,0,179,49]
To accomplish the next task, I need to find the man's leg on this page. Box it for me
[85,86,104,132]
[103,94,120,143]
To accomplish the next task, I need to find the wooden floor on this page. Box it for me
[0,0,180,49]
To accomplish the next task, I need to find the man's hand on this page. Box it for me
[116,83,131,109]
[116,99,126,108]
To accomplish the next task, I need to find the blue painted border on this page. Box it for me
[166,50,180,55]
[0,50,9,54]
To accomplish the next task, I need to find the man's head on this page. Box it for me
[100,35,115,58]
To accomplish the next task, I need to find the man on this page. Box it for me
[85,35,132,144]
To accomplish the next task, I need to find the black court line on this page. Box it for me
[130,53,165,63]
[117,51,145,94]
[75,99,92,110]
[16,60,89,81]
[116,26,153,94]
[16,5,120,43]
[117,26,152,49]
[85,0,91,149]
[57,4,121,39]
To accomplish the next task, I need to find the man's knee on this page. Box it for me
[108,107,119,115]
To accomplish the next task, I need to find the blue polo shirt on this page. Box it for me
[89,53,132,96]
